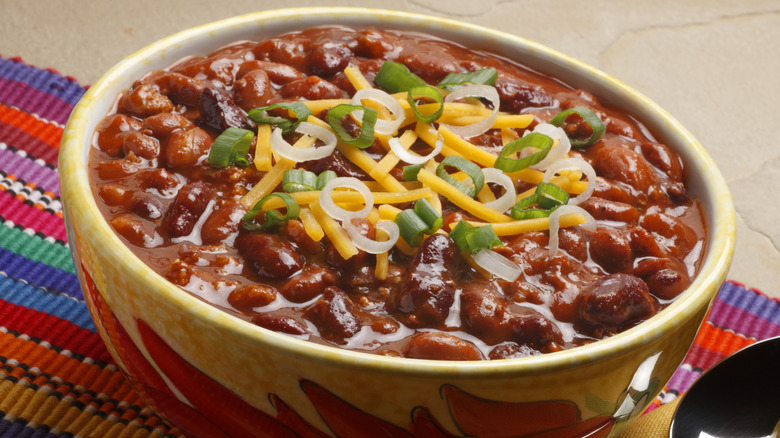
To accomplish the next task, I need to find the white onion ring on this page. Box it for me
[389,133,443,165]
[547,205,596,257]
[344,219,400,254]
[472,249,522,282]
[524,123,571,170]
[543,157,596,205]
[481,168,516,213]
[350,88,405,135]
[270,122,337,162]
[440,84,500,138]
[319,177,373,222]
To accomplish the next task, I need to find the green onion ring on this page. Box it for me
[207,127,254,167]
[414,198,443,234]
[248,102,313,135]
[449,220,476,253]
[282,169,318,193]
[243,192,300,231]
[494,132,555,173]
[394,209,429,246]
[449,220,503,254]
[436,155,485,198]
[535,182,570,209]
[402,163,424,181]
[407,86,444,124]
[437,67,498,91]
[327,104,378,149]
[374,61,428,94]
[548,106,606,147]
[315,170,337,190]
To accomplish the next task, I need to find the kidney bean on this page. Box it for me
[640,213,698,257]
[633,257,690,300]
[228,285,277,312]
[460,281,512,345]
[251,313,307,335]
[508,310,562,351]
[201,200,245,245]
[629,227,668,258]
[97,184,132,207]
[140,168,181,195]
[401,51,459,83]
[588,227,633,273]
[309,42,353,77]
[252,37,311,73]
[197,87,254,132]
[237,60,305,84]
[661,179,690,204]
[162,181,214,238]
[283,219,321,254]
[233,70,275,112]
[164,127,212,169]
[142,112,194,138]
[495,78,556,113]
[300,149,367,179]
[95,114,142,157]
[131,194,163,220]
[304,286,362,344]
[354,29,398,59]
[396,234,458,328]
[122,131,160,159]
[488,343,538,360]
[370,318,400,335]
[279,266,339,303]
[120,83,174,117]
[109,214,159,247]
[580,197,640,224]
[641,142,684,181]
[580,273,656,328]
[150,71,205,107]
[402,332,483,361]
[558,227,588,262]
[95,157,142,180]
[594,144,657,193]
[280,76,348,101]
[236,232,303,280]
[592,177,646,207]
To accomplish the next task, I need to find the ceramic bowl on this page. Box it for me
[59,7,735,437]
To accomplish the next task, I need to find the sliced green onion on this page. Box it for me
[494,132,554,172]
[535,182,570,209]
[548,107,605,147]
[208,128,254,167]
[394,209,429,246]
[316,170,337,190]
[436,156,485,198]
[407,86,444,124]
[414,198,443,233]
[374,61,427,94]
[327,104,377,149]
[449,220,502,254]
[283,169,318,193]
[247,102,313,135]
[402,163,424,181]
[243,192,300,231]
[437,67,498,91]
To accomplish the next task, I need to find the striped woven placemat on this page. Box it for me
[0,55,777,437]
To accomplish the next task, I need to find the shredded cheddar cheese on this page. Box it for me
[310,201,359,259]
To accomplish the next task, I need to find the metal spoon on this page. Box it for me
[670,336,780,438]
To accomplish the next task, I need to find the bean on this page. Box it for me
[120,83,174,117]
[633,257,690,300]
[97,184,132,207]
[588,227,633,273]
[280,76,347,101]
[283,219,322,255]
[228,285,277,312]
[236,60,305,84]
[592,177,646,207]
[495,79,556,113]
[594,144,657,193]
[95,157,142,180]
[308,42,353,77]
[109,214,159,247]
[402,332,483,361]
[488,343,538,360]
[131,194,163,220]
[400,52,459,83]
[304,286,362,344]
[233,70,275,112]
[141,168,181,195]
[460,281,512,345]
[142,112,194,138]
[641,142,684,182]
[629,227,668,258]
[354,29,398,59]
[164,127,212,169]
[508,310,562,351]
[251,314,307,335]
[95,114,142,157]
[201,200,245,245]
[300,149,367,179]
[162,181,214,238]
[396,234,458,328]
[122,131,160,159]
[279,266,339,303]
[153,71,205,107]
[252,37,311,73]
[558,227,588,262]
[640,213,698,257]
[580,197,640,224]
[236,232,303,280]
[197,87,254,132]
[580,273,656,328]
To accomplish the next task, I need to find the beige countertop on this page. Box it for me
[2,0,779,298]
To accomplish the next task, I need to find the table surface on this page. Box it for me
[2,0,778,298]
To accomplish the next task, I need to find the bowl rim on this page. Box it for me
[60,6,736,376]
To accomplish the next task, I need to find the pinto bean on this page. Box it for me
[594,144,657,193]
[580,273,656,328]
[228,285,276,312]
[142,112,194,138]
[402,332,483,361]
[633,257,690,300]
[279,266,339,303]
[251,314,307,335]
[280,76,348,101]
[304,286,362,344]
[495,78,556,113]
[237,60,305,84]
[198,87,254,132]
[236,232,303,280]
[109,214,159,247]
[122,131,160,159]
[201,200,245,245]
[588,227,633,273]
[233,70,275,111]
[95,114,142,157]
[162,181,213,238]
[120,84,174,117]
[580,197,640,224]
[641,142,684,182]
[396,234,458,328]
[165,127,212,169]
[640,213,698,257]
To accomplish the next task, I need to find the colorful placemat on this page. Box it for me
[0,55,777,437]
